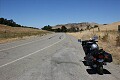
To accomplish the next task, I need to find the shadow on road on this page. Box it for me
[82,61,111,75]
[86,68,111,75]
[82,61,89,66]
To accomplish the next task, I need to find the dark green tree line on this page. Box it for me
[0,17,39,29]
[41,25,52,31]
[0,18,22,27]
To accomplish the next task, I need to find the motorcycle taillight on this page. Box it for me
[105,55,108,59]
[93,57,96,61]
[98,55,104,59]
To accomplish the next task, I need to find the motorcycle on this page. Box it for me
[81,36,112,75]
[85,49,112,75]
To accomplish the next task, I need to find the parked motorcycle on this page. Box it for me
[85,49,112,75]
[81,36,112,75]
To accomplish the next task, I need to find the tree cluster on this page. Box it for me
[41,25,52,31]
[42,25,68,32]
[42,25,82,32]
[0,18,39,29]
[42,24,99,32]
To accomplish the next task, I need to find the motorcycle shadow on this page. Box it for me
[82,61,89,66]
[82,61,111,75]
[86,68,111,75]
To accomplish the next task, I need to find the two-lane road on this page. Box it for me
[0,33,120,80]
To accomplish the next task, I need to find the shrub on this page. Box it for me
[101,33,109,42]
[94,25,98,28]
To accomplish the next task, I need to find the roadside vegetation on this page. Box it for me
[0,24,50,43]
[68,22,120,65]
[42,25,83,32]
[0,18,38,29]
[0,18,50,43]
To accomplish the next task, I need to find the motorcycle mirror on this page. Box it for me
[78,39,82,42]
[92,35,98,40]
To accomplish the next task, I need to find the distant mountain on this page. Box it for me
[52,22,103,30]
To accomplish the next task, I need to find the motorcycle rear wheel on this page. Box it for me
[97,64,103,75]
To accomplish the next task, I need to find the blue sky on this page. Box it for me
[0,0,120,28]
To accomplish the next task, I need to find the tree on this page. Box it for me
[0,17,38,29]
[80,29,84,31]
[87,25,90,30]
[41,25,52,31]
[76,27,79,32]
[56,28,61,32]
[94,25,98,28]
[0,18,4,24]
[0,18,20,27]
[68,27,79,32]
[61,26,67,32]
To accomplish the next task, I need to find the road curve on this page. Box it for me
[0,33,120,80]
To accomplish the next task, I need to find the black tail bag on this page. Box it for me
[104,52,113,62]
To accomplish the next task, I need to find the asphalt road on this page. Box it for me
[0,33,120,80]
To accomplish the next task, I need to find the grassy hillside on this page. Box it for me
[52,22,102,30]
[95,21,120,31]
[68,21,120,64]
[0,24,50,43]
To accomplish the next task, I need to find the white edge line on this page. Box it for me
[0,34,65,68]
[0,34,56,52]
[0,41,35,52]
[0,38,46,52]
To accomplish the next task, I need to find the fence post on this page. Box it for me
[116,25,120,46]
[118,25,120,33]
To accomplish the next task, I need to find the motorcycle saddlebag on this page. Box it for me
[104,52,113,62]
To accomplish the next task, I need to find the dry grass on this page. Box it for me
[68,22,120,65]
[0,24,50,43]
